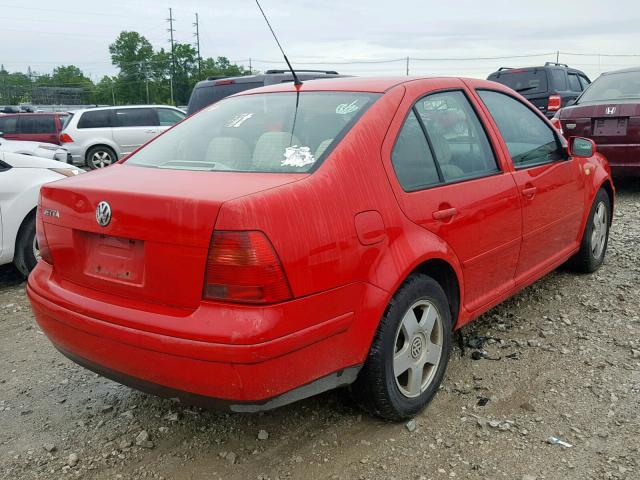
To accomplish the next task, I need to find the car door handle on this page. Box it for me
[146,129,156,133]
[432,207,457,221]
[521,186,537,199]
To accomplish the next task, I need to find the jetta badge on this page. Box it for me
[605,106,617,115]
[96,201,112,227]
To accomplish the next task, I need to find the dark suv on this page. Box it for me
[187,70,344,115]
[487,62,590,118]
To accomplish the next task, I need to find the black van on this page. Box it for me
[487,62,591,118]
[186,70,344,115]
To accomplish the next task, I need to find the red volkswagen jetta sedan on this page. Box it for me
[28,77,614,420]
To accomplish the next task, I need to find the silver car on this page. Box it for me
[60,105,186,169]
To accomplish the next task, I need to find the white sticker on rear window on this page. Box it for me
[225,113,254,128]
[336,100,359,115]
[281,145,315,168]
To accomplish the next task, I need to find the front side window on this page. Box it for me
[115,108,158,127]
[78,110,112,129]
[391,111,440,191]
[478,90,564,168]
[415,91,498,182]
[127,92,379,173]
[157,108,185,126]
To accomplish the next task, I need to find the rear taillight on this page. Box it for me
[547,95,562,112]
[59,133,73,143]
[35,202,53,265]
[203,231,292,304]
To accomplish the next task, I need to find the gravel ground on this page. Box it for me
[1,180,639,480]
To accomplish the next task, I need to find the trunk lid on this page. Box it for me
[560,101,640,144]
[39,164,304,309]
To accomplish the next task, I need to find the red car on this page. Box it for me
[28,77,614,420]
[555,67,640,176]
[0,113,69,145]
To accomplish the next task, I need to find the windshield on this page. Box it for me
[127,91,380,173]
[578,70,640,103]
[489,70,548,95]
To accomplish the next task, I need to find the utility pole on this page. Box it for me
[193,13,202,79]
[556,50,560,63]
[406,56,410,76]
[249,58,252,74]
[167,7,176,105]
[146,78,150,104]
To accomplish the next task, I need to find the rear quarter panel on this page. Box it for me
[215,85,468,360]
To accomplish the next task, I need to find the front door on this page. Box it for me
[476,89,586,284]
[385,83,522,313]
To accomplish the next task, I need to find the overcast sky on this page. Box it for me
[2,0,640,81]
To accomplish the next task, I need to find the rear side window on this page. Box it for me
[60,114,73,129]
[157,108,185,126]
[578,75,590,90]
[415,91,498,182]
[115,108,158,127]
[19,115,56,134]
[567,73,582,92]
[392,111,440,191]
[127,91,379,173]
[478,90,563,168]
[489,70,548,94]
[78,110,113,129]
[0,116,18,134]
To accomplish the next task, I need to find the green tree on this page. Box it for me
[109,31,154,104]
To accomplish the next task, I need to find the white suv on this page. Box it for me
[60,105,185,169]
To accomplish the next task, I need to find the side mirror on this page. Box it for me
[568,136,595,158]
[0,131,4,137]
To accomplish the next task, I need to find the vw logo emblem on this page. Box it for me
[605,106,617,115]
[96,201,112,227]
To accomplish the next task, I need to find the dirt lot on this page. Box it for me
[1,180,639,480]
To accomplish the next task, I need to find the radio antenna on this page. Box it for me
[255,0,302,86]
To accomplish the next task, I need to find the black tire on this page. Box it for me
[353,274,452,421]
[13,214,38,278]
[567,188,611,273]
[86,145,117,169]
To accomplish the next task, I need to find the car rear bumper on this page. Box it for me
[27,262,387,408]
[597,144,640,174]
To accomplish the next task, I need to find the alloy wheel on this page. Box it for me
[590,201,608,260]
[91,151,113,168]
[393,299,444,398]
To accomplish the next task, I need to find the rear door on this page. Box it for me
[476,89,586,284]
[384,80,522,313]
[16,115,58,144]
[112,108,159,156]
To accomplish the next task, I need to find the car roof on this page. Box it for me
[232,76,504,95]
[74,105,184,113]
[601,66,640,76]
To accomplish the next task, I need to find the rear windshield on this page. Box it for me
[187,82,263,114]
[489,70,548,94]
[127,91,380,173]
[578,70,640,103]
